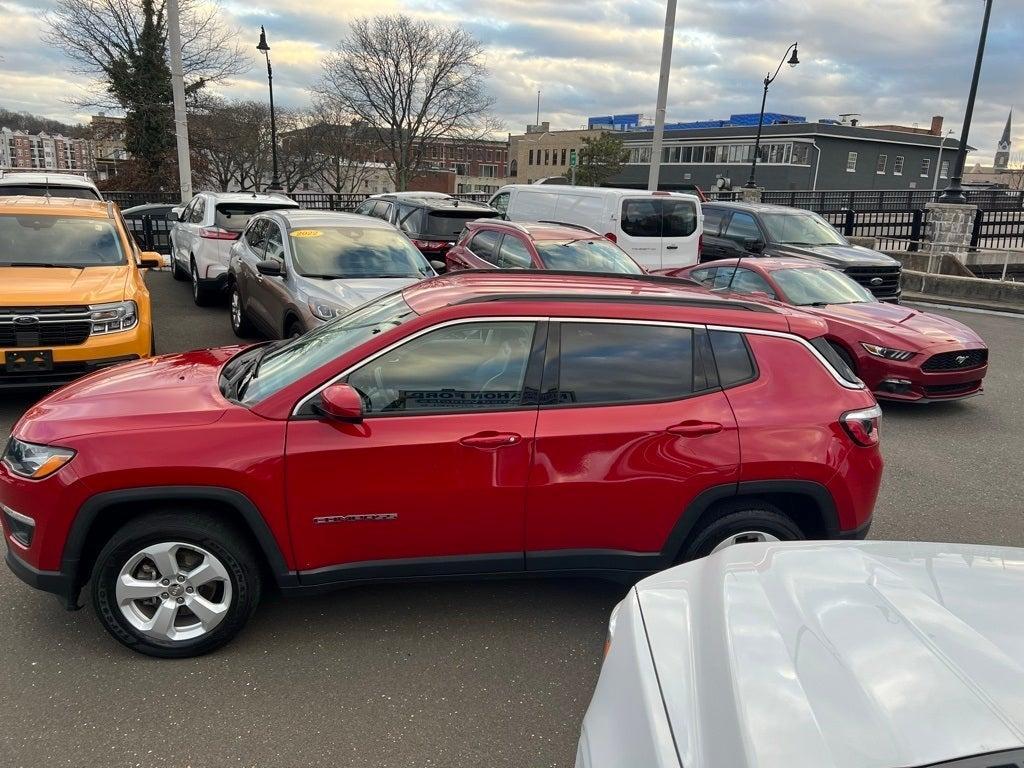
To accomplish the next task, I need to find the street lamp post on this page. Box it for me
[745,42,800,189]
[256,26,283,193]
[939,0,993,203]
[932,128,955,192]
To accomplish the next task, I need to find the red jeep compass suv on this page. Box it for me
[2,271,883,657]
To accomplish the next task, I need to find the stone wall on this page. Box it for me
[923,202,976,259]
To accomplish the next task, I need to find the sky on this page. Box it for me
[0,0,1020,166]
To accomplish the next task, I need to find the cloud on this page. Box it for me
[0,0,1018,164]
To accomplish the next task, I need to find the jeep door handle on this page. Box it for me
[666,421,723,437]
[459,432,522,449]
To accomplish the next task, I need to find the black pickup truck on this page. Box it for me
[700,202,902,301]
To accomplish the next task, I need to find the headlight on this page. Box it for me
[861,343,914,361]
[308,300,342,322]
[90,300,138,335]
[2,437,75,479]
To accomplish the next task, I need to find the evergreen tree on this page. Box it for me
[575,133,630,187]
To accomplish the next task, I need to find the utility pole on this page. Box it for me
[648,0,677,191]
[167,0,192,202]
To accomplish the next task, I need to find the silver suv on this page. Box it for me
[227,209,436,339]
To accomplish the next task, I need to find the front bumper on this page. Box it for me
[859,344,988,403]
[0,354,140,389]
[5,546,78,609]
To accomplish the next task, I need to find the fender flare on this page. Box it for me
[64,486,298,591]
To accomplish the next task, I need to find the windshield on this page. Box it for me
[772,267,875,305]
[290,227,433,279]
[0,184,100,200]
[422,210,498,238]
[760,212,847,246]
[239,291,418,405]
[535,239,644,274]
[0,214,125,267]
[216,203,296,233]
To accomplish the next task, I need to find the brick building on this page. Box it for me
[0,128,95,175]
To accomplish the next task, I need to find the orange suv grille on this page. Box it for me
[0,306,93,348]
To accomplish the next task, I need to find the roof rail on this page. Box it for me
[453,292,775,313]
[442,267,703,288]
[536,220,601,236]
[106,200,115,219]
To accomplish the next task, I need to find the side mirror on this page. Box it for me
[256,259,283,277]
[171,206,184,222]
[317,383,363,422]
[743,237,765,253]
[138,251,164,268]
[429,259,446,274]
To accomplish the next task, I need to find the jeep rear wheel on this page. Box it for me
[92,512,262,658]
[680,501,804,561]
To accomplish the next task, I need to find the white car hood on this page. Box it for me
[636,541,1024,768]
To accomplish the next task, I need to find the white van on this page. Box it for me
[488,185,702,269]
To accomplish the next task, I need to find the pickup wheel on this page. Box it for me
[92,512,262,658]
[680,501,804,561]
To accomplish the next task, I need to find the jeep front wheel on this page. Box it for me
[92,512,262,658]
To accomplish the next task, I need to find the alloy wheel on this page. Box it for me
[709,530,781,554]
[231,288,242,331]
[191,265,199,301]
[114,541,233,643]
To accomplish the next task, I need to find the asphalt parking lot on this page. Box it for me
[1,272,1022,768]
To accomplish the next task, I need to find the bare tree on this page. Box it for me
[315,14,499,191]
[277,109,332,193]
[45,0,246,109]
[308,100,381,194]
[187,98,271,192]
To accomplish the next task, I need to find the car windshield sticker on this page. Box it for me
[290,229,323,238]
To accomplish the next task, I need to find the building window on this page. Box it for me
[544,149,550,165]
[528,149,534,166]
[480,164,497,178]
[876,154,887,174]
[561,148,567,166]
[920,158,931,177]
[893,156,904,175]
[940,160,949,179]
[846,152,858,172]
[791,143,811,165]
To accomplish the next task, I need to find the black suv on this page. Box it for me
[700,202,902,301]
[354,194,500,265]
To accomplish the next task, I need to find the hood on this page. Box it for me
[15,346,245,443]
[802,301,985,350]
[0,266,129,306]
[771,244,900,268]
[302,277,421,312]
[636,541,1024,768]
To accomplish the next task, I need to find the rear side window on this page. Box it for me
[709,330,756,387]
[468,230,501,264]
[557,323,693,405]
[809,337,860,384]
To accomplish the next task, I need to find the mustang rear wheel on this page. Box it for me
[92,512,262,658]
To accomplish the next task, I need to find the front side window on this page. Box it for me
[245,219,268,252]
[264,223,285,262]
[760,212,846,246]
[289,227,432,278]
[0,215,126,267]
[190,197,206,223]
[497,235,533,269]
[468,229,502,264]
[535,239,642,273]
[490,191,510,215]
[557,323,693,405]
[771,267,875,306]
[846,152,858,172]
[240,291,417,405]
[725,268,776,298]
[347,321,536,413]
[723,212,761,244]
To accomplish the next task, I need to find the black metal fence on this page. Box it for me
[762,188,1024,212]
[104,190,493,212]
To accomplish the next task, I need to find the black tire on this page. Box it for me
[92,512,262,658]
[229,282,257,338]
[285,318,305,339]
[190,259,217,307]
[171,253,188,281]
[680,500,804,561]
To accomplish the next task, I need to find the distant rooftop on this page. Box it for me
[588,113,807,132]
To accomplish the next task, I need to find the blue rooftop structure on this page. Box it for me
[587,112,807,132]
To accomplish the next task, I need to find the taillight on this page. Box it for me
[410,239,451,251]
[604,232,617,243]
[200,227,241,240]
[841,405,882,446]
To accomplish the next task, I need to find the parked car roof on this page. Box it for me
[0,196,111,218]
[198,191,299,205]
[633,540,1024,768]
[265,209,399,231]
[465,219,603,240]
[695,256,837,273]
[388,197,496,213]
[703,200,824,215]
[372,191,454,200]
[0,172,98,189]
[122,203,177,215]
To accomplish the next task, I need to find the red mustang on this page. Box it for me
[672,257,989,402]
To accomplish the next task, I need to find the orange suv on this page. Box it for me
[0,196,160,388]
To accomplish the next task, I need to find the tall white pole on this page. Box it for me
[167,0,192,202]
[648,0,677,191]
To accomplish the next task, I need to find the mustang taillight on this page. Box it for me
[200,227,241,240]
[841,405,882,447]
